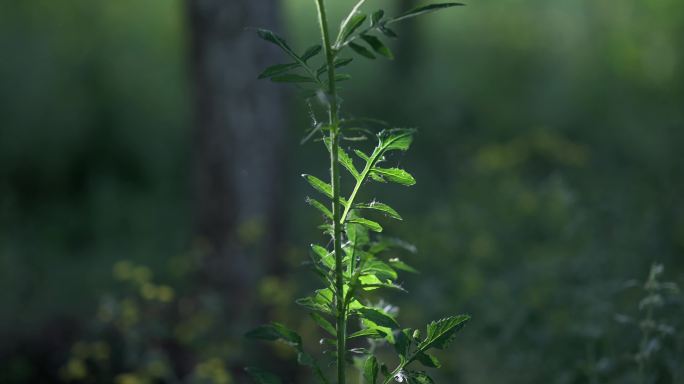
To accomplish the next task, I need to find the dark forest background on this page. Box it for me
[1,0,683,383]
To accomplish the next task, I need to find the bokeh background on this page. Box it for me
[1,0,683,383]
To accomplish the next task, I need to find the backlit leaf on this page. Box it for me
[417,315,470,352]
[356,308,399,329]
[372,167,416,186]
[347,218,383,233]
[306,197,333,220]
[363,355,379,384]
[356,201,402,220]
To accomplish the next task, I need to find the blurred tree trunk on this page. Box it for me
[187,0,286,321]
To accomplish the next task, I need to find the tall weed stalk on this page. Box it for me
[246,2,469,383]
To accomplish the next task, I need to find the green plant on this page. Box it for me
[245,1,469,383]
[622,263,680,384]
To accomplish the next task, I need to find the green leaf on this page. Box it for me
[347,218,383,233]
[302,174,332,199]
[394,328,412,360]
[317,57,354,76]
[346,220,370,250]
[310,313,336,336]
[302,174,347,204]
[255,29,304,65]
[379,25,399,39]
[361,35,394,59]
[389,258,419,274]
[379,129,415,152]
[363,355,379,384]
[340,14,367,42]
[354,149,370,162]
[356,308,399,329]
[388,3,464,24]
[258,63,300,79]
[245,323,302,348]
[349,42,376,59]
[371,10,385,26]
[296,289,334,314]
[359,274,384,290]
[356,201,402,220]
[335,73,352,82]
[245,367,282,384]
[306,197,333,220]
[415,351,441,368]
[311,244,334,269]
[362,260,398,281]
[271,74,315,83]
[301,45,322,61]
[409,372,435,384]
[347,328,386,339]
[372,167,416,186]
[339,149,359,179]
[417,315,470,352]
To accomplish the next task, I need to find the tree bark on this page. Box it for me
[187,0,286,318]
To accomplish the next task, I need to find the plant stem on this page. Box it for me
[314,1,346,383]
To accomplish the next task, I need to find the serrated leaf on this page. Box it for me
[311,244,334,269]
[306,197,333,220]
[258,63,300,79]
[245,323,302,348]
[301,44,322,61]
[271,74,315,83]
[245,367,282,384]
[415,352,441,368]
[356,201,402,220]
[339,148,359,178]
[417,315,470,352]
[371,10,385,26]
[310,313,336,337]
[349,42,376,59]
[347,218,383,233]
[356,308,399,329]
[372,167,416,186]
[388,3,464,24]
[296,289,334,314]
[361,35,394,59]
[340,14,368,42]
[363,355,379,384]
[379,129,415,152]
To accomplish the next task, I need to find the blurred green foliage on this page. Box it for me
[0,0,683,383]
